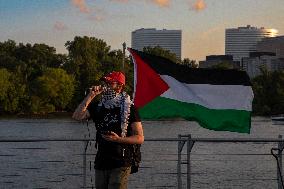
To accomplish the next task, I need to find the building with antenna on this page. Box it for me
[225,25,278,62]
[257,36,284,58]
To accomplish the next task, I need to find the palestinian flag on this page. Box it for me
[128,48,254,133]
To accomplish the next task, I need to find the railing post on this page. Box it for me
[187,135,194,189]
[278,135,283,189]
[177,135,182,189]
[83,139,88,189]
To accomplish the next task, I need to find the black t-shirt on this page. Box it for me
[87,101,141,169]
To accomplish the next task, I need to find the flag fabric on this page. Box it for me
[128,48,254,133]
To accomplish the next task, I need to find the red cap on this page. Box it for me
[103,71,125,85]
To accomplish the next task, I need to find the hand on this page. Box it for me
[101,131,121,143]
[89,85,104,96]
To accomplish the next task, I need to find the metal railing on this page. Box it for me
[0,136,283,189]
[177,135,284,189]
[0,138,94,189]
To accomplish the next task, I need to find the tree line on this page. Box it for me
[0,37,132,114]
[0,36,283,116]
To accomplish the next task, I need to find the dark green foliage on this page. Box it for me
[210,61,234,70]
[34,68,75,112]
[0,37,134,114]
[0,40,70,114]
[142,46,198,69]
[0,68,28,113]
[143,46,180,63]
[181,58,198,68]
[252,68,284,115]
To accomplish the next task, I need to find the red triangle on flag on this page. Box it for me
[129,49,169,108]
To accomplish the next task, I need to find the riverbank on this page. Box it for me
[0,112,272,122]
[0,112,73,119]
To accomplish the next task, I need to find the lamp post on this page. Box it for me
[122,42,126,72]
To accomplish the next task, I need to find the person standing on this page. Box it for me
[72,71,144,189]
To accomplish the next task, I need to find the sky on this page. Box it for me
[0,0,284,61]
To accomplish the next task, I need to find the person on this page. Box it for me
[72,71,144,189]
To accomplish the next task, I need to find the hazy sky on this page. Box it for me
[1,0,284,60]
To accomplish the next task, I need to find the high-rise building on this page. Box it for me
[131,28,182,58]
[199,55,239,69]
[257,36,284,58]
[242,53,284,78]
[225,25,278,62]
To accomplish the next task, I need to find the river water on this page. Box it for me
[0,117,283,189]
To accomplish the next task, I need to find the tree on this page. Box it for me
[0,40,19,71]
[64,36,135,107]
[143,46,180,63]
[211,61,234,70]
[0,68,26,113]
[181,58,198,68]
[13,43,67,81]
[0,41,69,113]
[65,36,109,83]
[0,69,11,103]
[252,67,284,115]
[34,68,75,112]
[64,36,110,104]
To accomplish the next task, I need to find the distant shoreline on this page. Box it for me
[0,112,73,119]
[0,112,272,121]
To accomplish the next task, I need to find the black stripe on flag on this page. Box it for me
[131,49,252,86]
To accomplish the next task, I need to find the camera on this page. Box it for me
[89,85,108,93]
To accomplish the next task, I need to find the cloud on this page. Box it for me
[109,0,129,3]
[53,21,68,31]
[87,8,107,22]
[150,0,170,7]
[71,0,90,13]
[88,15,104,21]
[189,0,206,11]
[110,0,170,7]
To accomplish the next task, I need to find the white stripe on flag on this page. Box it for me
[160,75,254,111]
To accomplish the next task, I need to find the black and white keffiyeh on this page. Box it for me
[99,88,132,137]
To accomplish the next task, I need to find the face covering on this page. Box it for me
[100,89,132,138]
[101,86,118,101]
[98,83,132,137]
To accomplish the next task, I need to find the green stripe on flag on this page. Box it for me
[139,97,251,133]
